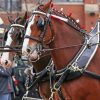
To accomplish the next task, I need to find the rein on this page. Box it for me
[0,45,22,52]
[0,45,22,49]
[40,42,100,52]
[0,49,21,52]
[41,43,84,52]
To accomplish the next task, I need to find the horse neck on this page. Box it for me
[50,19,84,70]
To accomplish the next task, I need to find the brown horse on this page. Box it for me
[1,12,28,65]
[0,13,28,100]
[22,0,100,100]
[1,11,51,99]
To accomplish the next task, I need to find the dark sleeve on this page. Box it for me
[11,67,15,76]
[0,66,12,77]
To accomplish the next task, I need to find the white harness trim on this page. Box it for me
[33,11,68,23]
[11,24,24,28]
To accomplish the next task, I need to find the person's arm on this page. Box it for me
[0,66,12,77]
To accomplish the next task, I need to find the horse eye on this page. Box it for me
[37,17,44,30]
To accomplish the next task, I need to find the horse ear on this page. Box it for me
[8,16,14,24]
[21,11,28,25]
[43,0,52,11]
[23,11,28,19]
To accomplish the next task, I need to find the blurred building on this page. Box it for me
[0,17,4,46]
[0,0,100,32]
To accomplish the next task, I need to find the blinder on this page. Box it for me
[4,30,8,42]
[37,16,45,31]
[24,16,48,43]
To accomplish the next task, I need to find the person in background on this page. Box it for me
[0,59,14,100]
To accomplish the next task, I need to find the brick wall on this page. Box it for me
[54,3,85,30]
[0,0,100,32]
[84,0,99,32]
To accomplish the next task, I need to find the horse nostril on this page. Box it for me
[5,60,8,65]
[27,48,31,53]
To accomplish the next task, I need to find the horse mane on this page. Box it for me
[38,4,84,34]
[52,8,82,31]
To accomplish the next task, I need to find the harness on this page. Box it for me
[50,20,100,99]
[23,7,100,100]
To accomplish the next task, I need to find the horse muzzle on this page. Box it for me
[29,50,39,62]
[0,59,12,68]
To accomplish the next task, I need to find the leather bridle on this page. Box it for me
[24,10,55,46]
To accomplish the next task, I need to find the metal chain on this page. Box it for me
[25,74,30,90]
[49,88,56,100]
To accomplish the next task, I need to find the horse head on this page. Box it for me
[1,12,27,66]
[22,0,53,61]
[22,0,84,66]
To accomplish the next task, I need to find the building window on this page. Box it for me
[0,0,22,12]
[43,0,83,3]
[54,0,83,2]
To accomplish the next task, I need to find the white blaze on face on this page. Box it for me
[1,28,13,62]
[22,15,35,54]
